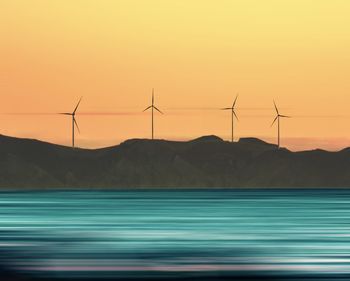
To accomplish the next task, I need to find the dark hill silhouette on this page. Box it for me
[0,134,349,188]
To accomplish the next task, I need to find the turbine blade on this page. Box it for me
[221,108,231,110]
[233,110,239,121]
[152,89,154,105]
[280,115,291,118]
[73,97,83,114]
[74,118,80,133]
[271,116,278,127]
[59,113,72,115]
[232,93,239,108]
[273,100,279,115]
[143,106,152,112]
[154,106,163,114]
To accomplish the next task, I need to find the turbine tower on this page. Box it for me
[271,100,290,149]
[60,97,82,148]
[143,89,163,140]
[221,94,239,142]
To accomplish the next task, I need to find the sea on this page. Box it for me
[1,189,350,280]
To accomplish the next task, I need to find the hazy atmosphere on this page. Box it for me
[1,0,350,151]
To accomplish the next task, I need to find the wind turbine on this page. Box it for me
[221,94,239,142]
[59,97,82,148]
[143,89,163,140]
[271,100,290,149]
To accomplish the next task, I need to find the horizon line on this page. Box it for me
[1,133,350,154]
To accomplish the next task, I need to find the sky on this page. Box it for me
[1,0,350,151]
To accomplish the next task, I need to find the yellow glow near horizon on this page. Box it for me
[0,0,350,151]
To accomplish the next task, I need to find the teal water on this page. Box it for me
[1,189,350,279]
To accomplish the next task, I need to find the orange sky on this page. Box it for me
[1,0,350,151]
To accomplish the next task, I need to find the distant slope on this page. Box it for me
[0,134,350,188]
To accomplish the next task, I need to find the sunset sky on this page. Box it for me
[1,0,350,151]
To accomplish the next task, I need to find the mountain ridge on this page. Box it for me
[0,134,349,188]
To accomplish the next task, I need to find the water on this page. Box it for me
[1,189,350,280]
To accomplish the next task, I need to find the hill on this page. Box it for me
[0,134,349,188]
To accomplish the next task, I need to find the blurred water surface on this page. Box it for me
[1,189,350,280]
